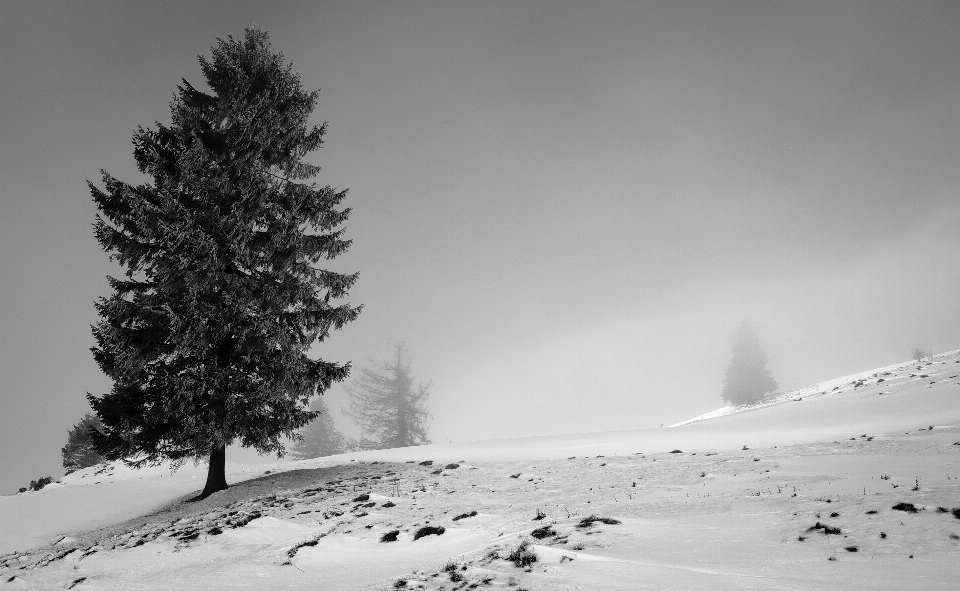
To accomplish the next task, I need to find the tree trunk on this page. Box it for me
[195,444,228,500]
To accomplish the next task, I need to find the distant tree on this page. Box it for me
[62,413,106,474]
[87,28,361,500]
[345,345,431,450]
[19,476,54,493]
[721,322,779,406]
[291,396,350,459]
[911,347,931,362]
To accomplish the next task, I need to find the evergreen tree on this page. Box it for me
[87,28,360,499]
[721,321,779,406]
[291,396,350,459]
[62,413,106,474]
[345,345,431,450]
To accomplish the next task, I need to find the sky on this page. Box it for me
[1,0,959,494]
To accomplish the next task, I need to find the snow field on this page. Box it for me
[1,349,959,589]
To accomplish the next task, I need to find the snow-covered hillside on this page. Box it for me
[2,350,959,589]
[671,349,960,427]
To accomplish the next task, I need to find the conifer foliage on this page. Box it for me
[345,345,431,450]
[87,29,360,499]
[291,396,350,459]
[721,321,779,406]
[62,413,105,474]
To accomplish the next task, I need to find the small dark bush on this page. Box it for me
[880,532,887,539]
[419,460,433,466]
[380,530,400,543]
[892,502,918,513]
[669,449,683,454]
[352,493,370,502]
[452,510,477,521]
[533,509,546,521]
[866,510,878,515]
[844,546,858,552]
[445,463,460,470]
[413,525,445,540]
[952,508,960,520]
[381,501,396,508]
[577,515,621,528]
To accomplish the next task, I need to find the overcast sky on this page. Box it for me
[2,0,959,494]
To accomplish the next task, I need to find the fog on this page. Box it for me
[2,1,959,491]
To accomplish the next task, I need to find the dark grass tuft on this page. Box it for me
[952,508,960,520]
[452,510,478,521]
[530,525,557,539]
[892,502,918,513]
[507,539,538,568]
[287,534,322,558]
[844,546,858,552]
[577,515,621,528]
[380,530,400,543]
[382,501,396,508]
[352,493,370,502]
[806,522,841,535]
[413,525,445,540]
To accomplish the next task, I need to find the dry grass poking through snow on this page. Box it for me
[3,352,960,588]
[3,424,959,589]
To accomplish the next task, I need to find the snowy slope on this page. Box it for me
[671,349,960,427]
[2,350,959,589]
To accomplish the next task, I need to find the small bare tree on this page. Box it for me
[344,344,431,450]
[911,347,932,362]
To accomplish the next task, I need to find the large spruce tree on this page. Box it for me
[345,345,431,450]
[721,321,779,406]
[88,28,360,499]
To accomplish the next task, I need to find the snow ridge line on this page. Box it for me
[669,349,960,427]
